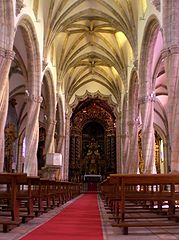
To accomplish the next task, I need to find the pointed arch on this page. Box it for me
[42,69,56,121]
[42,68,56,154]
[139,15,161,93]
[15,15,42,176]
[128,70,139,121]
[139,15,161,173]
[126,69,139,173]
[0,0,15,171]
[56,95,65,153]
[16,15,41,94]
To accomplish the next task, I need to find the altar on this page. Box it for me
[84,174,102,183]
[83,174,102,192]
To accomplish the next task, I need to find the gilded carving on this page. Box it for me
[4,123,17,172]
[69,98,116,182]
[138,130,162,173]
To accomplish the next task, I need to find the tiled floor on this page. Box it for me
[0,194,179,240]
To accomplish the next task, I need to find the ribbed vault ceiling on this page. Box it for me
[43,0,139,104]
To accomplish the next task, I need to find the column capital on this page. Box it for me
[59,135,65,139]
[29,94,43,103]
[16,0,24,16]
[128,120,135,126]
[139,92,156,104]
[133,59,138,69]
[169,45,179,54]
[48,120,57,126]
[0,47,15,60]
[128,118,140,127]
[161,48,169,59]
[152,0,161,12]
[120,133,129,139]
[42,59,48,71]
[161,45,179,59]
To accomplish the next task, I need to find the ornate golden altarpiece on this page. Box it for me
[69,98,116,182]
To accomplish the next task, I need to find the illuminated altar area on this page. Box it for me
[68,97,116,183]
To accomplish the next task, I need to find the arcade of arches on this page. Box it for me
[1,0,179,182]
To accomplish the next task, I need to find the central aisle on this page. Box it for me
[20,193,103,240]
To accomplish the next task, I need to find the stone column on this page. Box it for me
[16,0,24,16]
[121,133,129,173]
[45,120,56,154]
[24,94,42,176]
[162,47,179,171]
[121,94,129,173]
[17,142,23,172]
[56,134,65,153]
[115,115,121,172]
[163,142,169,173]
[0,49,14,171]
[126,120,139,173]
[162,1,179,172]
[63,113,70,180]
[139,94,156,173]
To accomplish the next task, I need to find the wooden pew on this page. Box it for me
[71,182,81,198]
[0,175,41,225]
[18,178,79,217]
[0,173,81,232]
[54,180,64,206]
[101,174,179,235]
[18,176,41,219]
[0,173,27,232]
[61,181,70,203]
[100,176,121,215]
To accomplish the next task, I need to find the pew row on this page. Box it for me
[0,173,80,232]
[100,174,179,235]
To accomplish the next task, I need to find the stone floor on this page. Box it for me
[99,196,179,240]
[0,194,179,240]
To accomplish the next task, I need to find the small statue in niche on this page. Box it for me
[87,138,100,156]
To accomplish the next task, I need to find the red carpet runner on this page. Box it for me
[21,193,103,240]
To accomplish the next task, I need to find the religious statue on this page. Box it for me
[85,138,100,174]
